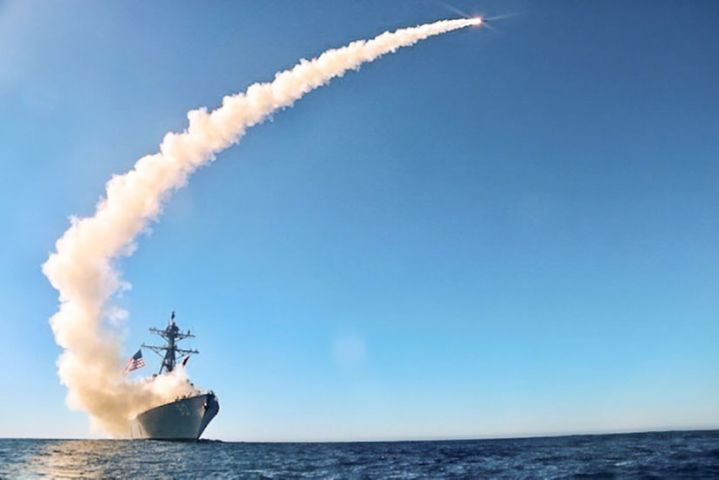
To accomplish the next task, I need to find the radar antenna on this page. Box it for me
[142,311,199,374]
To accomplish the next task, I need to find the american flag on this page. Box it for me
[124,349,145,374]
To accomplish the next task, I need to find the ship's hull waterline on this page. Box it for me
[130,393,219,440]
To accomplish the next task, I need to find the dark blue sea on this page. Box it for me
[1,430,717,479]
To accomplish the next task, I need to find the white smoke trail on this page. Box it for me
[42,17,481,436]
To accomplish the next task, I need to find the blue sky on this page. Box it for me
[1,0,717,440]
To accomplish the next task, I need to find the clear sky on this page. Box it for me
[1,0,717,441]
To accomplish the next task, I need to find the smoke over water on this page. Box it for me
[42,17,480,436]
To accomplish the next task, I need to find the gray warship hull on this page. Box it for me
[130,392,219,440]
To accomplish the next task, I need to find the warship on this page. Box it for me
[129,312,219,440]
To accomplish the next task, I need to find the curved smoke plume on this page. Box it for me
[42,17,481,436]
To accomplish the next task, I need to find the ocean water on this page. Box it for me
[1,430,717,479]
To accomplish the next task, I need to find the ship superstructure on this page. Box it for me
[142,311,199,374]
[130,312,219,440]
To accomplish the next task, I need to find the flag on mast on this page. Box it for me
[181,355,190,367]
[124,349,145,374]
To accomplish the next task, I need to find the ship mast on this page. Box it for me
[142,311,199,374]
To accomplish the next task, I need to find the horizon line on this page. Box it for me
[3,426,718,443]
